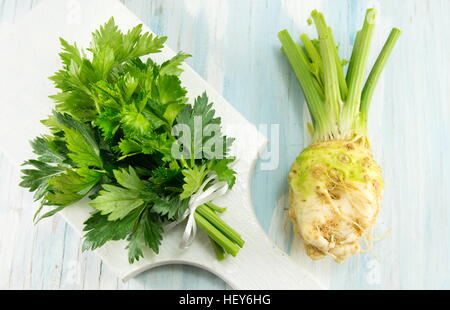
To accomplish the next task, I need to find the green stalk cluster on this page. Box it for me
[195,203,245,259]
[278,9,401,141]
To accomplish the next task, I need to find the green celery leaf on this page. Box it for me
[140,132,175,161]
[175,92,229,160]
[90,17,166,64]
[28,136,67,164]
[49,168,102,196]
[82,209,141,251]
[210,158,237,188]
[113,167,146,191]
[54,112,103,168]
[151,195,188,220]
[119,133,174,162]
[58,38,83,67]
[45,168,102,206]
[91,46,115,80]
[120,104,151,135]
[118,139,141,156]
[20,160,64,201]
[89,184,145,221]
[159,52,191,76]
[156,75,187,105]
[162,103,186,127]
[180,165,208,200]
[95,108,121,139]
[90,167,157,220]
[126,228,145,264]
[141,108,167,130]
[33,167,103,222]
[91,80,124,110]
[64,126,103,168]
[142,213,163,252]
[20,136,70,201]
[149,167,181,187]
[36,205,70,222]
[126,212,163,263]
[50,90,97,121]
[122,58,155,93]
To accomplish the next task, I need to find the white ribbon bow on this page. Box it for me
[166,173,229,249]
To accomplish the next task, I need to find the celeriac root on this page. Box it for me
[288,138,383,263]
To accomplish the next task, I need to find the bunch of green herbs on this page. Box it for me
[20,18,244,263]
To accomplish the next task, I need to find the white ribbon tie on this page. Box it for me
[166,173,229,249]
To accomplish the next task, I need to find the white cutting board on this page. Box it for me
[0,0,323,290]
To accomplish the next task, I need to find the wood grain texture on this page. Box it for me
[0,0,449,290]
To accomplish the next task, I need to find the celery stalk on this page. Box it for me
[194,212,240,256]
[311,10,342,125]
[205,202,227,213]
[278,30,329,139]
[197,205,245,248]
[328,27,348,100]
[342,9,378,133]
[278,9,400,142]
[300,33,324,85]
[209,237,226,261]
[359,28,402,131]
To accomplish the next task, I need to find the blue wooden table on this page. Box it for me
[0,0,449,289]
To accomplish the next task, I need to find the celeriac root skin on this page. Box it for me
[288,138,383,263]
